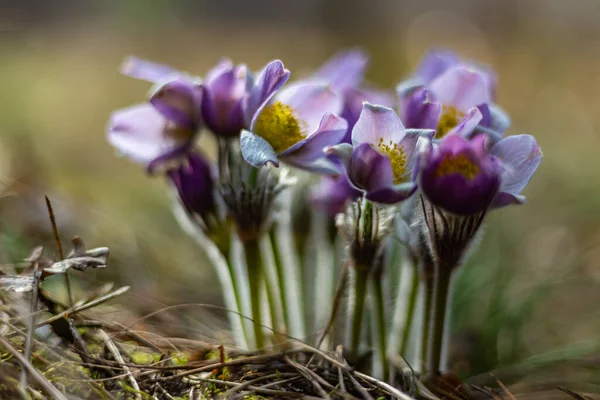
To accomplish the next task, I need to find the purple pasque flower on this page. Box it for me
[167,151,216,225]
[400,65,510,141]
[419,133,502,215]
[399,49,497,99]
[310,174,361,217]
[240,81,347,173]
[419,126,542,215]
[108,58,203,172]
[201,59,290,138]
[328,103,434,205]
[310,49,396,143]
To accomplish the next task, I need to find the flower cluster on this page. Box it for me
[105,48,542,383]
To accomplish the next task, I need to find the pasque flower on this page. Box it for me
[328,103,434,204]
[201,59,290,138]
[107,58,203,171]
[311,49,396,143]
[240,82,348,173]
[418,109,542,215]
[399,50,509,141]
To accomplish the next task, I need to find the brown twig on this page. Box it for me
[45,194,73,306]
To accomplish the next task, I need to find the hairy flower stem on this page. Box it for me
[259,235,285,334]
[243,238,265,349]
[400,265,420,356]
[349,269,369,356]
[370,276,389,379]
[426,265,452,378]
[420,273,435,375]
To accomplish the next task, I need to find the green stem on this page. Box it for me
[370,277,389,379]
[268,229,290,331]
[259,235,284,333]
[420,274,435,375]
[399,265,420,356]
[349,269,369,357]
[244,239,265,349]
[426,266,452,378]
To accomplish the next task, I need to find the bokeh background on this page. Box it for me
[1,0,599,393]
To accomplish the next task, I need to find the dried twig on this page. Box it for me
[45,194,73,306]
[0,333,68,400]
[98,329,142,399]
[20,260,41,388]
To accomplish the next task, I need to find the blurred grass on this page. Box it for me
[0,4,599,380]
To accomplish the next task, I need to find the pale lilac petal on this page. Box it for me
[203,59,234,86]
[150,80,203,129]
[447,107,483,138]
[490,192,526,208]
[279,113,347,163]
[121,56,185,83]
[351,103,405,147]
[312,49,368,91]
[399,129,436,171]
[107,104,181,164]
[341,87,396,142]
[491,134,542,195]
[429,66,491,112]
[414,49,459,84]
[246,60,290,126]
[274,82,343,134]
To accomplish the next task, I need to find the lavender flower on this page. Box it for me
[107,58,203,171]
[399,50,509,141]
[418,119,542,215]
[201,59,290,138]
[311,49,396,143]
[310,174,361,217]
[328,103,434,204]
[240,82,347,173]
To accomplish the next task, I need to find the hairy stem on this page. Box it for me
[400,264,420,356]
[348,269,369,357]
[259,235,284,333]
[426,265,452,378]
[244,238,265,349]
[370,277,389,379]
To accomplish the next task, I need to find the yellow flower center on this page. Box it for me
[436,105,465,139]
[377,138,407,184]
[254,101,306,153]
[434,153,480,180]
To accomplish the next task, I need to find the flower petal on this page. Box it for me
[121,56,186,83]
[447,107,483,138]
[414,49,460,84]
[167,152,216,217]
[279,113,347,162]
[150,80,203,130]
[365,182,417,204]
[400,129,436,171]
[246,60,290,126]
[490,192,526,208]
[352,103,405,147]
[341,87,396,143]
[400,88,442,130]
[347,143,394,192]
[107,104,181,165]
[488,103,511,134]
[429,66,491,111]
[490,134,542,196]
[240,129,280,168]
[312,49,368,91]
[274,82,343,134]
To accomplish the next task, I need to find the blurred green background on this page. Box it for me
[0,0,599,391]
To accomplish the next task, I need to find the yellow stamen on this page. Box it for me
[254,101,306,153]
[434,153,480,180]
[436,105,465,139]
[377,138,407,184]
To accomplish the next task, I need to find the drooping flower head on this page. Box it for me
[201,59,290,138]
[240,82,348,173]
[328,103,434,204]
[107,58,203,171]
[399,50,509,142]
[310,174,361,217]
